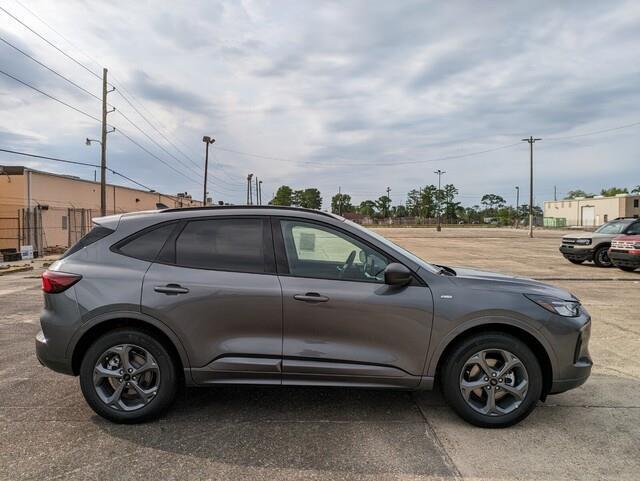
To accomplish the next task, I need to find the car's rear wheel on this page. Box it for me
[441,332,543,428]
[568,259,584,265]
[593,245,613,267]
[79,329,178,423]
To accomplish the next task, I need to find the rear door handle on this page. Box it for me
[294,293,329,303]
[154,284,190,295]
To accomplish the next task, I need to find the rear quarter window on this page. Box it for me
[114,222,177,262]
[61,225,114,259]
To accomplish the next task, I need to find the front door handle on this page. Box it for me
[154,284,190,295]
[294,292,329,303]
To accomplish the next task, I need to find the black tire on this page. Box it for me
[440,332,543,428]
[568,259,584,265]
[80,328,178,423]
[593,245,613,267]
[618,266,637,272]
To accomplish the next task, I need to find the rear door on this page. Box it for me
[140,216,283,384]
[274,217,434,388]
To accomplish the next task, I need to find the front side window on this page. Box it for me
[175,218,265,273]
[280,220,388,282]
[626,222,640,235]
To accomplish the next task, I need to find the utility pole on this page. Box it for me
[434,170,446,232]
[247,174,253,205]
[99,68,115,216]
[554,185,557,201]
[521,137,541,238]
[254,176,259,206]
[385,186,391,219]
[258,180,263,206]
[202,136,215,205]
[515,186,520,229]
[338,186,342,215]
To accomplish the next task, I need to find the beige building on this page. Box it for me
[544,194,640,227]
[0,165,202,254]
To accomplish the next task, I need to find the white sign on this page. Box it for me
[20,245,34,260]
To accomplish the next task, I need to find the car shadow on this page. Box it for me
[93,385,456,476]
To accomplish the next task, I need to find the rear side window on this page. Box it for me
[61,225,114,259]
[175,218,265,273]
[117,223,176,262]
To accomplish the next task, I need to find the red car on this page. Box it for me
[609,223,640,272]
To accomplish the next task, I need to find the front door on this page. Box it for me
[141,216,283,384]
[274,218,434,388]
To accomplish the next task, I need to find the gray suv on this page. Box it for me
[36,207,592,427]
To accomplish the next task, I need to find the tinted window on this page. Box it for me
[175,218,265,273]
[118,223,176,261]
[61,225,114,259]
[280,220,388,282]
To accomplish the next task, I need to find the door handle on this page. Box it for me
[154,284,190,295]
[294,292,329,303]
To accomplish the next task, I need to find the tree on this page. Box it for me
[601,187,628,197]
[480,194,506,214]
[442,184,460,222]
[405,189,422,217]
[392,204,408,217]
[564,189,593,199]
[376,195,392,218]
[298,188,322,209]
[331,193,354,215]
[632,185,640,194]
[270,185,293,206]
[421,185,438,218]
[358,200,376,217]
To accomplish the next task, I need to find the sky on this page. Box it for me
[1,0,639,208]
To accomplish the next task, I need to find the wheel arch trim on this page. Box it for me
[67,310,190,376]
[425,316,557,387]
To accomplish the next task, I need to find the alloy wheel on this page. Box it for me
[93,343,160,411]
[459,349,529,416]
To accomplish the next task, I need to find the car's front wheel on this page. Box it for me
[593,245,613,267]
[441,332,543,428]
[79,329,178,423]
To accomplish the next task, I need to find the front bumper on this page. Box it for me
[608,251,640,268]
[35,329,74,375]
[559,245,593,261]
[544,313,593,395]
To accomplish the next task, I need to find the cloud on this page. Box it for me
[0,0,639,206]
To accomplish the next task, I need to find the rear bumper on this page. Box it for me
[550,372,591,394]
[559,245,593,261]
[608,251,640,268]
[35,329,74,375]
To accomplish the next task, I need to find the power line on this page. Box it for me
[544,120,640,141]
[0,68,101,122]
[0,33,102,101]
[0,147,154,191]
[0,5,102,81]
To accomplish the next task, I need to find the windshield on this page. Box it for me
[595,221,630,234]
[344,220,442,274]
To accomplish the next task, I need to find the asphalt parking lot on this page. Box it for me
[1,227,638,481]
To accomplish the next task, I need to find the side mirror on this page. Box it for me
[384,263,412,286]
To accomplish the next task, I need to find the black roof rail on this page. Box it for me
[159,205,337,219]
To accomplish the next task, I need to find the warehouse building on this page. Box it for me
[543,194,640,227]
[0,165,202,255]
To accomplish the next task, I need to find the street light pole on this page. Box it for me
[258,180,263,206]
[434,170,446,232]
[521,137,541,238]
[515,186,520,229]
[202,136,215,205]
[247,174,254,205]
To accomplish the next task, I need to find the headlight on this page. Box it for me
[525,294,581,317]
[575,239,592,246]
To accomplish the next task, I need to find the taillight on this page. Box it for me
[41,271,82,294]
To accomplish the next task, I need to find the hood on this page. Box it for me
[449,266,575,300]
